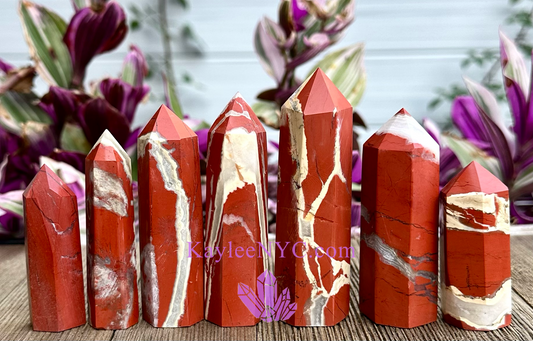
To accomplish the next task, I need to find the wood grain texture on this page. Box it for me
[0,235,532,340]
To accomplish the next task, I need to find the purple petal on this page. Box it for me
[351,200,360,228]
[40,87,89,128]
[291,0,307,31]
[422,118,441,145]
[254,19,285,83]
[439,147,461,187]
[451,96,491,145]
[511,199,533,224]
[195,128,209,159]
[124,127,141,151]
[64,2,128,86]
[48,150,86,173]
[78,98,130,145]
[352,150,361,183]
[0,58,14,74]
[99,78,148,124]
[478,108,514,182]
[122,44,148,87]
[287,33,331,70]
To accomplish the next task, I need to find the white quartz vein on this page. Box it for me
[442,279,512,330]
[283,89,350,326]
[92,167,128,217]
[138,131,191,327]
[204,121,268,317]
[446,192,510,234]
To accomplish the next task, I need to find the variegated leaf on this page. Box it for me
[19,1,72,87]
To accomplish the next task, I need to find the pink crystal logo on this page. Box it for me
[238,270,297,322]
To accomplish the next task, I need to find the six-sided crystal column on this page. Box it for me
[358,109,440,328]
[275,68,353,326]
[86,130,139,330]
[204,93,269,327]
[138,105,204,327]
[23,165,86,332]
[441,161,512,330]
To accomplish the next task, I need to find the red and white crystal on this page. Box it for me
[138,105,203,327]
[23,165,86,332]
[358,109,440,328]
[441,161,511,330]
[86,130,139,330]
[274,68,353,326]
[204,93,269,327]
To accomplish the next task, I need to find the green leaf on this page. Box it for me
[0,91,52,135]
[60,122,91,153]
[0,190,24,218]
[162,73,183,118]
[252,101,280,129]
[19,1,72,87]
[442,134,502,179]
[308,43,367,108]
[512,163,533,198]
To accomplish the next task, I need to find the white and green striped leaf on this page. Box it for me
[309,43,366,107]
[19,1,72,87]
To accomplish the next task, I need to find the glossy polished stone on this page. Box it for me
[23,165,86,332]
[275,68,353,326]
[441,161,512,331]
[86,130,138,330]
[359,109,440,328]
[204,93,269,327]
[138,105,203,327]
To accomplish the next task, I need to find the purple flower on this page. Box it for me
[352,150,361,183]
[64,1,127,87]
[0,58,14,74]
[195,128,209,160]
[291,0,307,31]
[99,78,148,124]
[121,45,148,88]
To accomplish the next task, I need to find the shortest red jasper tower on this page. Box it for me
[138,105,204,327]
[204,93,269,327]
[86,130,139,330]
[23,165,86,332]
[359,108,440,328]
[441,161,511,330]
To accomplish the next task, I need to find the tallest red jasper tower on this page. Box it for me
[275,68,353,326]
[359,109,440,328]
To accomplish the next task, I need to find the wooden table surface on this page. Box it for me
[0,234,532,341]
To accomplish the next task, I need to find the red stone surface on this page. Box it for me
[441,161,511,330]
[86,130,139,330]
[275,69,353,326]
[23,165,86,332]
[138,105,203,327]
[359,108,439,328]
[204,93,268,327]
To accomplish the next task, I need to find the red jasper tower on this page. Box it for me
[275,68,353,326]
[138,105,204,327]
[86,130,139,330]
[23,165,86,332]
[204,93,269,327]
[441,161,511,330]
[359,108,440,328]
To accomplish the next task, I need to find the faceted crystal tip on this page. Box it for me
[140,104,195,138]
[88,129,132,180]
[395,108,411,116]
[287,67,351,115]
[442,160,508,196]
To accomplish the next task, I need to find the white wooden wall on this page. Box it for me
[0,0,513,143]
